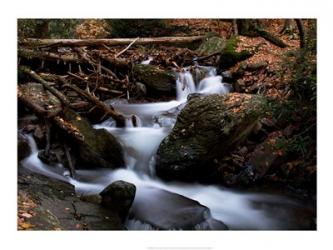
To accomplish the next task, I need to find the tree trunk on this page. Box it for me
[295,19,306,48]
[232,19,238,35]
[34,20,50,38]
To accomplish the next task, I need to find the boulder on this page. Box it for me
[197,35,226,56]
[155,93,266,181]
[18,167,122,230]
[133,64,176,94]
[18,133,31,161]
[128,187,228,230]
[218,37,253,70]
[62,108,125,169]
[100,180,136,221]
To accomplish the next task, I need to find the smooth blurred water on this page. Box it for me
[20,65,311,230]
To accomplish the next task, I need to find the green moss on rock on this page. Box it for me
[219,37,253,70]
[133,64,176,94]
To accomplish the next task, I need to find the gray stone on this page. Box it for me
[100,180,136,221]
[129,187,228,230]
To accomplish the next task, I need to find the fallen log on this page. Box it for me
[19,36,205,47]
[18,48,81,63]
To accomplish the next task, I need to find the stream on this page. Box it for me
[21,66,313,230]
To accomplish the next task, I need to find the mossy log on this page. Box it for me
[20,36,205,47]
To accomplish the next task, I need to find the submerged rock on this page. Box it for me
[100,180,136,221]
[133,64,176,94]
[128,187,228,230]
[155,93,266,181]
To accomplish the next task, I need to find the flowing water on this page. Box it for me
[21,66,312,230]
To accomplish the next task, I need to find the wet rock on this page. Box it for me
[221,70,233,82]
[129,187,228,230]
[18,132,31,161]
[133,64,176,94]
[100,180,136,221]
[18,167,122,230]
[134,82,147,96]
[80,194,102,204]
[62,108,125,169]
[33,125,46,148]
[156,93,267,181]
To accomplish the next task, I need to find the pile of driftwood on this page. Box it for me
[18,36,205,176]
[18,36,204,126]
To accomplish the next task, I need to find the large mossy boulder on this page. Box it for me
[133,64,176,94]
[62,108,125,169]
[197,35,226,56]
[155,93,267,181]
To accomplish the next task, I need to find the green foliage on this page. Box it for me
[264,96,316,158]
[48,19,81,38]
[280,20,317,104]
[18,19,37,38]
[107,19,167,38]
[18,19,82,39]
[276,132,314,157]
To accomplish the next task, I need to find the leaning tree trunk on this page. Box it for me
[236,19,288,48]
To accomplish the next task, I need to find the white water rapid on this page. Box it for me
[21,66,307,230]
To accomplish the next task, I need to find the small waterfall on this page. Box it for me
[176,70,196,101]
[141,56,153,65]
[198,75,231,95]
[176,66,230,101]
[25,133,38,153]
[124,115,143,128]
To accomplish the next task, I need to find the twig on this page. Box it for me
[115,37,139,58]
[63,83,126,127]
[64,143,76,178]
